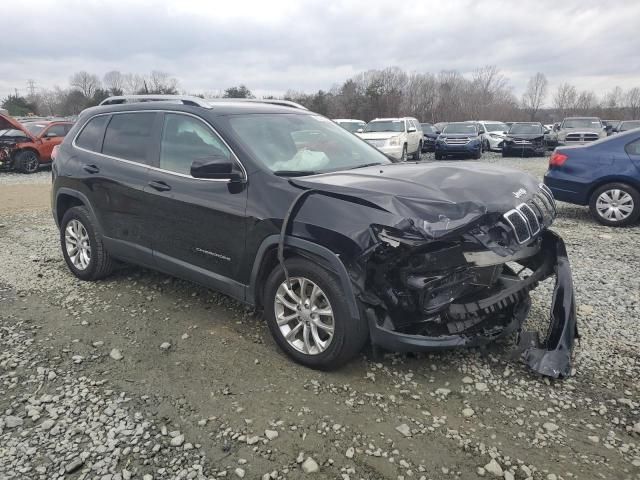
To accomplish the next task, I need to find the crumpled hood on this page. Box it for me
[292,161,542,238]
[0,114,32,140]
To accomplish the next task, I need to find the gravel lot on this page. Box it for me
[1,153,639,480]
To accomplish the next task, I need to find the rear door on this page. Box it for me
[144,112,248,296]
[74,111,159,265]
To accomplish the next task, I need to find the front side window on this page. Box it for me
[102,113,156,164]
[75,115,110,152]
[44,124,67,137]
[228,113,391,175]
[160,113,233,175]
[25,123,46,136]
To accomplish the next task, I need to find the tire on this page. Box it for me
[263,257,368,370]
[434,152,443,160]
[474,148,482,160]
[588,183,640,227]
[400,145,408,162]
[502,149,509,157]
[60,206,114,280]
[411,142,422,160]
[15,150,40,174]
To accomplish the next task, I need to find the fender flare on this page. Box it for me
[53,188,103,234]
[247,234,361,321]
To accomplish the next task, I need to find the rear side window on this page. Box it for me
[75,115,109,152]
[625,138,640,156]
[102,112,156,164]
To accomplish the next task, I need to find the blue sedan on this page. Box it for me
[544,129,640,226]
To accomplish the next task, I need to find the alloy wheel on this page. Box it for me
[65,219,91,270]
[23,152,39,173]
[274,277,334,355]
[595,189,635,222]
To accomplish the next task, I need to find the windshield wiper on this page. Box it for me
[350,162,384,169]
[273,170,317,177]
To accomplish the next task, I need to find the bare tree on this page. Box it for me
[145,71,179,94]
[70,71,101,98]
[553,83,577,118]
[103,71,125,96]
[123,73,145,94]
[521,72,548,120]
[575,90,597,112]
[625,87,640,119]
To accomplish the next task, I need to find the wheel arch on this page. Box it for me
[248,235,361,322]
[54,188,103,234]
[15,147,40,159]
[586,176,640,203]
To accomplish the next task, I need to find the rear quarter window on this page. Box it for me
[75,115,110,152]
[625,138,640,156]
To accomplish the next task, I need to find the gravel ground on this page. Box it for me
[1,153,639,480]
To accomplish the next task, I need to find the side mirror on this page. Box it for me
[435,131,441,135]
[407,127,417,133]
[45,131,58,138]
[503,131,508,135]
[190,156,242,181]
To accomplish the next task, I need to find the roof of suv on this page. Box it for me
[96,95,308,116]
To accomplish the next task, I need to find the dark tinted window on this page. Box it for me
[160,113,233,175]
[45,124,67,137]
[102,113,156,163]
[75,115,109,152]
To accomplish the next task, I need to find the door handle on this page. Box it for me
[148,180,172,192]
[83,164,100,174]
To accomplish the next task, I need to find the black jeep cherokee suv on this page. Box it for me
[52,95,577,377]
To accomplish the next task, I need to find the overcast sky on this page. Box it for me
[2,0,639,101]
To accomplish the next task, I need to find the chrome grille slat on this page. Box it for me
[503,185,557,244]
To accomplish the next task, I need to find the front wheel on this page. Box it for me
[502,149,509,157]
[60,206,114,280]
[15,150,40,174]
[434,151,443,160]
[400,145,408,162]
[263,258,368,369]
[589,183,640,227]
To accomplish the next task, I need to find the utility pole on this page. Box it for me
[27,79,36,98]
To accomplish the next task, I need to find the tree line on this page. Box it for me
[2,66,639,123]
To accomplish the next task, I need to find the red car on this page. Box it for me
[0,114,74,173]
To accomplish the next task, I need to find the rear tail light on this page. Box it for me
[549,151,568,167]
[51,145,59,162]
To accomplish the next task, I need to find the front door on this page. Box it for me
[144,112,248,296]
[39,123,69,160]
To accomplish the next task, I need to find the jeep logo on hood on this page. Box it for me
[513,188,527,199]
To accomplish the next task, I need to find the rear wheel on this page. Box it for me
[411,142,422,160]
[15,150,40,174]
[60,206,114,280]
[263,258,368,369]
[589,183,640,227]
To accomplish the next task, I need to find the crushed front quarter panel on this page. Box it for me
[286,162,578,378]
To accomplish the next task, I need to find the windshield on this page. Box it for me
[420,123,436,133]
[484,122,507,132]
[620,121,640,131]
[562,118,602,129]
[442,123,477,135]
[336,120,365,133]
[509,124,543,134]
[364,120,405,133]
[228,113,391,174]
[0,129,28,139]
[24,123,46,135]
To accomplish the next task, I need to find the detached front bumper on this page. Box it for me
[365,230,577,378]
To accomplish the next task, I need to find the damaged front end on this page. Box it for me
[0,140,17,170]
[358,185,577,378]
